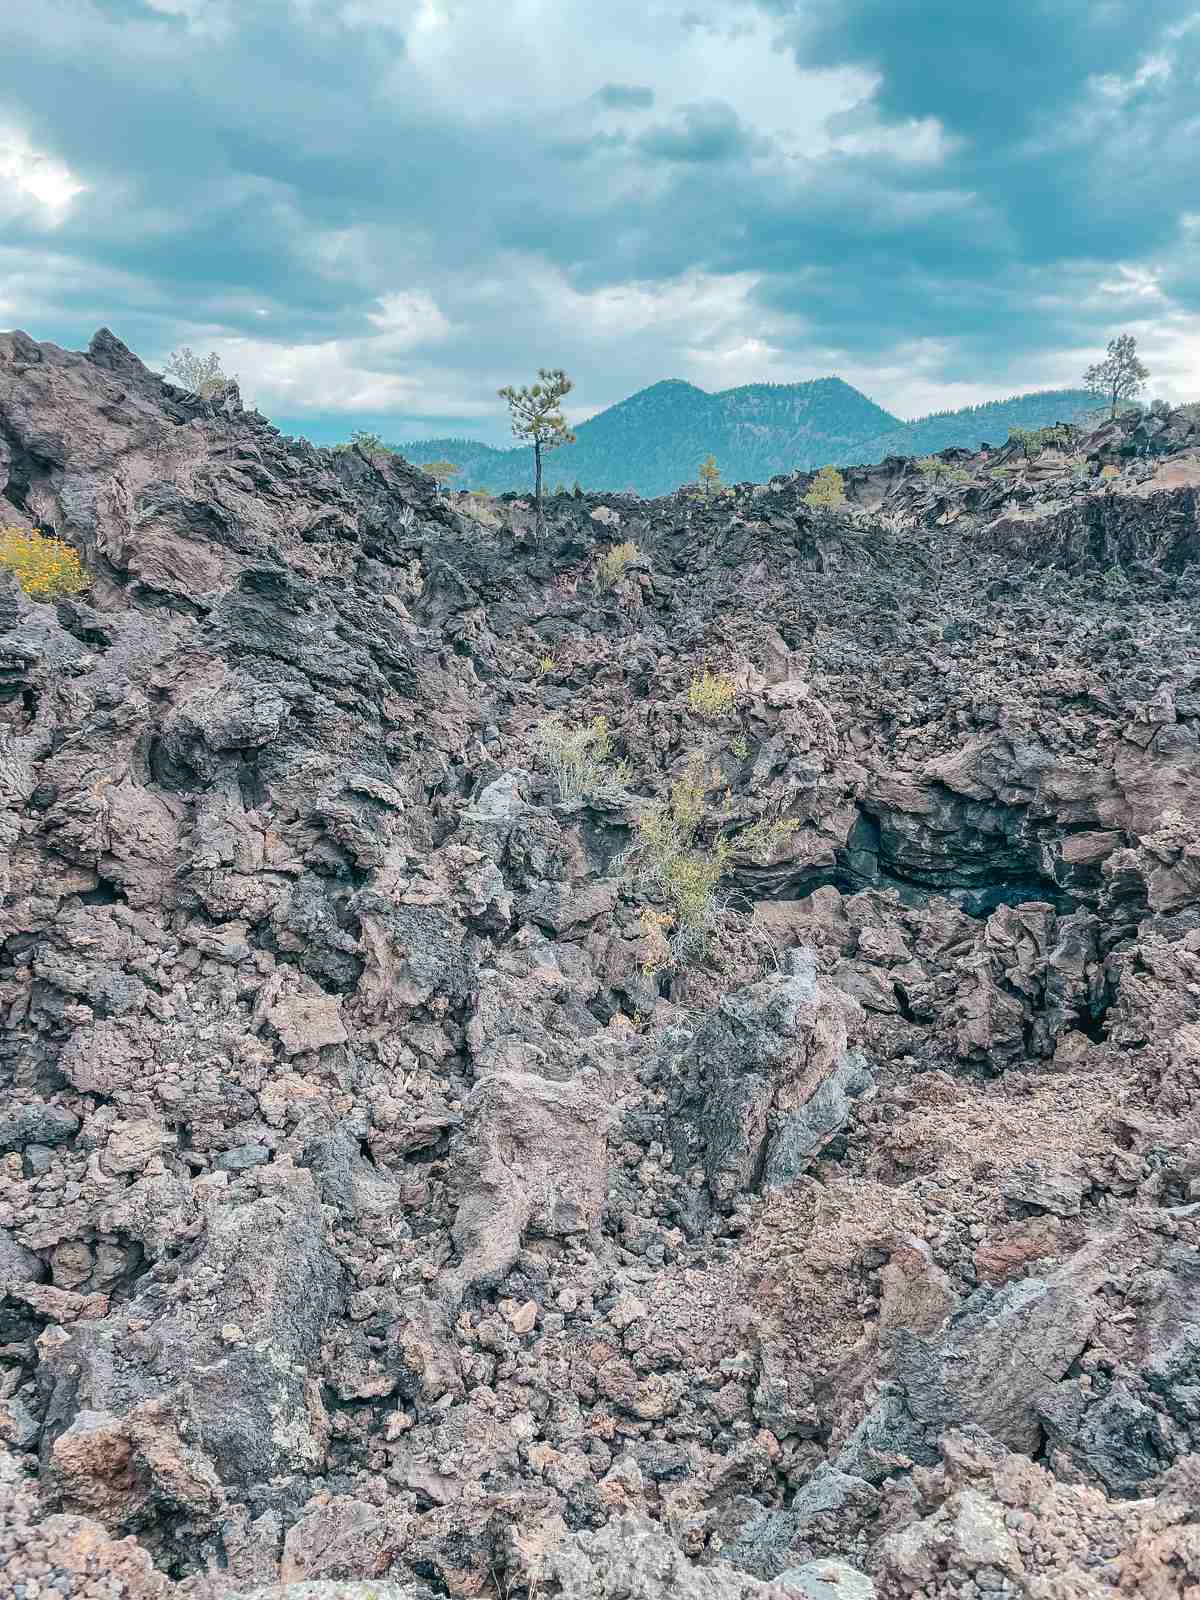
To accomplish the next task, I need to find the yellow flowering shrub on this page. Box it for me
[0,527,87,601]
[803,465,846,510]
[688,668,736,721]
[595,540,641,589]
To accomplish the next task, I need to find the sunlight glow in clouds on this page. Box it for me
[0,129,85,220]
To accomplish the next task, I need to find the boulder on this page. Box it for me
[668,952,868,1219]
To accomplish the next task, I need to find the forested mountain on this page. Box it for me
[397,379,1097,495]
[851,389,1099,461]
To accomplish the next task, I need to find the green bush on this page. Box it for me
[535,715,629,802]
[803,465,846,511]
[688,669,736,721]
[1007,423,1075,458]
[624,762,797,967]
[594,540,641,589]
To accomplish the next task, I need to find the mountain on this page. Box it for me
[400,436,509,481]
[400,377,899,497]
[851,388,1101,461]
[397,379,1097,496]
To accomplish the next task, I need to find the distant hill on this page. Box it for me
[394,379,1098,497]
[401,437,510,482]
[851,390,1099,461]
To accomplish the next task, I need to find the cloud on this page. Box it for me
[636,100,765,163]
[0,128,86,223]
[366,290,453,344]
[595,82,655,109]
[0,0,1196,445]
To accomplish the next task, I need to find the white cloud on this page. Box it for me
[0,128,85,222]
[1090,52,1172,105]
[342,0,880,159]
[218,287,465,415]
[1036,37,1189,154]
[223,337,426,413]
[367,289,454,343]
[536,265,763,340]
[1119,311,1200,405]
[828,114,957,165]
[838,347,1030,418]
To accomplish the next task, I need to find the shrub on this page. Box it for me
[659,842,730,960]
[1008,424,1074,459]
[594,540,641,590]
[164,347,233,399]
[626,769,727,963]
[624,762,797,967]
[334,430,395,455]
[535,714,629,802]
[534,653,555,679]
[688,668,736,721]
[462,488,502,529]
[734,812,799,862]
[803,465,845,511]
[0,527,86,601]
[350,430,393,455]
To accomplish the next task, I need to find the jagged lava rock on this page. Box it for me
[2,329,1200,1593]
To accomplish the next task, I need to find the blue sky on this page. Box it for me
[1,0,1197,445]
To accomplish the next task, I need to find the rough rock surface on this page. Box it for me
[2,329,1200,1594]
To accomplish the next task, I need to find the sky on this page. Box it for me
[1,0,1198,445]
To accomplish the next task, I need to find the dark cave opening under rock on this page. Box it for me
[735,803,1083,920]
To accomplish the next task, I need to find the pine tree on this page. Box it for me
[698,454,721,497]
[498,369,576,535]
[1084,335,1150,420]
